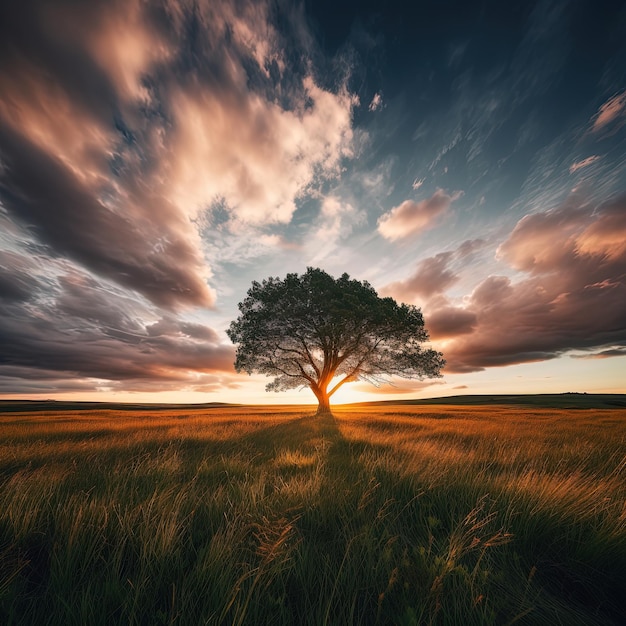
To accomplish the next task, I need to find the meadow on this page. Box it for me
[0,400,624,625]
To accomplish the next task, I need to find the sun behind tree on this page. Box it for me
[227,267,445,414]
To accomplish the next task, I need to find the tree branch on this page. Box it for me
[295,335,321,378]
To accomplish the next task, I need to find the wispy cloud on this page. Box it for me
[569,155,601,173]
[351,379,445,395]
[571,347,626,360]
[591,92,626,133]
[308,196,366,264]
[368,92,384,112]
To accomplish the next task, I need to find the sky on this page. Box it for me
[0,0,625,405]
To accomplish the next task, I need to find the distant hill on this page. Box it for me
[358,393,626,409]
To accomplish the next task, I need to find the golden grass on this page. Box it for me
[0,403,624,625]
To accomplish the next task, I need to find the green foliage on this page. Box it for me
[227,268,444,409]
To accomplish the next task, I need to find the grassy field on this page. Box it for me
[0,402,624,625]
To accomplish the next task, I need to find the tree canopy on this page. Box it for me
[227,267,445,413]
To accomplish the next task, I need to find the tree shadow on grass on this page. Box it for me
[227,410,342,463]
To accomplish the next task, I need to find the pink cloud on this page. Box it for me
[166,76,356,225]
[382,252,459,302]
[592,92,626,132]
[381,239,485,308]
[569,155,601,173]
[426,305,477,340]
[43,0,172,102]
[377,189,462,241]
[441,194,626,372]
[575,200,626,260]
[495,201,590,273]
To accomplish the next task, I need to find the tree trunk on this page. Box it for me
[312,384,332,415]
[316,393,331,415]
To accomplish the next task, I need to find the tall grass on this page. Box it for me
[0,404,624,624]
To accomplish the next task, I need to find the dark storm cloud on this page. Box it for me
[442,194,626,372]
[0,252,41,302]
[0,271,236,393]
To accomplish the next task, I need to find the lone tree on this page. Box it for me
[227,267,445,414]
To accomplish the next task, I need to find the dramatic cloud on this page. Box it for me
[382,239,485,305]
[167,76,356,226]
[0,0,357,312]
[441,194,626,372]
[592,92,626,132]
[0,123,215,309]
[1,1,624,400]
[377,189,461,241]
[574,200,626,261]
[0,267,237,394]
[0,0,362,394]
[0,1,206,309]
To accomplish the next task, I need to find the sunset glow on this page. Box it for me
[0,0,624,403]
